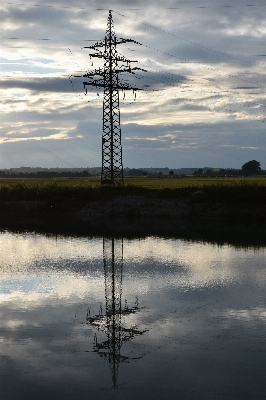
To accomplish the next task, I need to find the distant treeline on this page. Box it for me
[0,170,96,178]
[0,164,265,178]
[125,168,266,177]
[193,168,266,177]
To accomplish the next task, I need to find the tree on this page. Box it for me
[128,168,145,177]
[169,170,174,177]
[218,169,226,176]
[241,160,261,176]
[205,168,212,177]
[193,169,203,176]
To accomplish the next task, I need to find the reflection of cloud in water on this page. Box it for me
[0,232,103,272]
[222,307,266,322]
[0,232,265,305]
[0,232,266,398]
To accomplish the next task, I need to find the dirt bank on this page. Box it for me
[0,195,265,245]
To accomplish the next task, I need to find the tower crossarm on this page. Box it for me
[82,66,146,82]
[83,68,105,78]
[83,81,144,91]
[116,38,142,46]
[84,48,139,64]
[114,55,138,63]
[83,81,105,88]
[82,66,145,78]
[116,84,144,91]
[72,69,104,79]
[85,39,141,48]
[114,66,147,74]
[88,52,105,58]
[84,40,106,49]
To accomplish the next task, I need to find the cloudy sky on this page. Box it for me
[1,0,265,169]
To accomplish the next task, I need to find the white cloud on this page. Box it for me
[0,0,265,168]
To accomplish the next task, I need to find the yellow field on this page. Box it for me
[124,176,266,189]
[0,176,265,189]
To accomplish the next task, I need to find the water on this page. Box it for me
[0,231,265,399]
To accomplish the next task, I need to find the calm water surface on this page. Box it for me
[0,231,265,399]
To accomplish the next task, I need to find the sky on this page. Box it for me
[1,0,266,169]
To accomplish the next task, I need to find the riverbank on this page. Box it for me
[0,181,265,245]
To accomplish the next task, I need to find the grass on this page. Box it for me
[0,177,265,242]
[1,176,265,189]
[0,175,265,254]
[0,177,102,188]
[0,176,265,204]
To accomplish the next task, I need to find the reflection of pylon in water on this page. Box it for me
[86,238,147,389]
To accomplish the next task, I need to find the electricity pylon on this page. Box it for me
[86,238,147,389]
[82,10,146,184]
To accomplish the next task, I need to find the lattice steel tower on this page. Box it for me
[82,10,145,183]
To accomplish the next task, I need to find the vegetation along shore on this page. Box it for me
[0,176,265,243]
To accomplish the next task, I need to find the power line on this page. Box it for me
[3,6,264,125]
[139,43,264,89]
[113,10,266,72]
[134,61,266,111]
[4,21,264,89]
[3,2,266,10]
[131,74,265,121]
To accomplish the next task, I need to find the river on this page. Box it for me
[0,230,265,399]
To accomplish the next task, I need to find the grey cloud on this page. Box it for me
[0,136,101,167]
[1,77,73,92]
[0,104,101,128]
[1,0,265,169]
[121,120,266,168]
[0,72,186,97]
